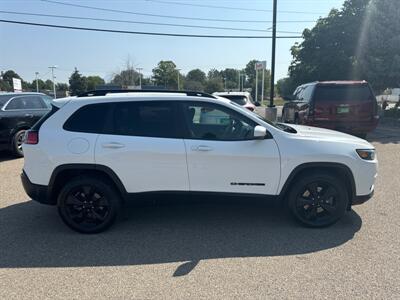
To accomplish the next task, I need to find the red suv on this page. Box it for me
[282,81,379,138]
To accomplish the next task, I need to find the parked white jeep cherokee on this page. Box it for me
[21,90,377,233]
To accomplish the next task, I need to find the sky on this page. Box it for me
[0,0,344,84]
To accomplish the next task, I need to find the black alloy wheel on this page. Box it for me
[288,173,348,227]
[58,177,121,233]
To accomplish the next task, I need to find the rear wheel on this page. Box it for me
[287,172,348,227]
[12,130,26,157]
[58,177,121,233]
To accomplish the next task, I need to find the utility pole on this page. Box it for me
[176,68,181,90]
[35,72,39,92]
[261,67,265,104]
[136,67,143,89]
[48,66,57,99]
[238,71,241,91]
[269,0,277,108]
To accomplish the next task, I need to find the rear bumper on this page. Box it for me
[21,171,54,205]
[352,190,374,206]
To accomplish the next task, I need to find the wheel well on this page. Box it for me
[50,168,126,204]
[280,165,355,205]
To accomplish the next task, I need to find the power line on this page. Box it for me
[41,0,317,24]
[0,19,303,39]
[147,0,324,14]
[0,10,302,33]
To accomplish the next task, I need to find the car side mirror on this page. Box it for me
[253,125,267,139]
[254,102,261,107]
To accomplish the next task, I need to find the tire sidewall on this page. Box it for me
[288,173,348,227]
[58,177,121,233]
[12,130,26,157]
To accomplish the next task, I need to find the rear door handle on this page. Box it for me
[192,145,213,152]
[102,142,125,149]
[25,113,33,118]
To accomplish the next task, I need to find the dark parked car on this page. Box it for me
[282,81,379,138]
[0,92,52,157]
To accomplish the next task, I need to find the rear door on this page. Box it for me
[95,100,189,193]
[313,84,376,123]
[180,101,280,195]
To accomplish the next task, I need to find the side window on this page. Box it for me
[113,101,177,138]
[63,103,112,133]
[302,86,313,103]
[182,102,256,141]
[5,96,47,110]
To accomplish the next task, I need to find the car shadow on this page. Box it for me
[0,196,362,276]
[367,125,400,144]
[0,151,17,162]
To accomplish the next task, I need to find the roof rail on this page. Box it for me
[77,89,217,99]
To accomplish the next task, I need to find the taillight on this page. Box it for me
[24,130,39,145]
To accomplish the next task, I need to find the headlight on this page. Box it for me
[356,149,375,161]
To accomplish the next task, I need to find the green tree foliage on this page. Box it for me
[184,69,206,91]
[69,68,87,96]
[289,0,370,87]
[152,60,179,89]
[86,76,105,90]
[356,0,400,91]
[276,77,295,98]
[220,68,239,90]
[56,83,69,91]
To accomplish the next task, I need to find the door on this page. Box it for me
[180,101,280,195]
[95,101,189,193]
[313,84,376,123]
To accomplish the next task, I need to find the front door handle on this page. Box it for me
[192,145,213,152]
[102,142,125,149]
[25,113,33,118]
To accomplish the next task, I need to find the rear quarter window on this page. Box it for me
[313,85,374,102]
[63,103,112,133]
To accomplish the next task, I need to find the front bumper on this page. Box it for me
[21,171,54,205]
[352,190,374,206]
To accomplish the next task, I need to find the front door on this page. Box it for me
[180,101,280,195]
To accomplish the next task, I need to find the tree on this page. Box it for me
[205,78,224,94]
[111,60,139,87]
[1,70,26,91]
[56,83,69,91]
[276,77,296,98]
[184,69,206,91]
[86,76,105,90]
[289,0,370,87]
[356,0,400,91]
[220,68,239,90]
[69,68,87,96]
[152,60,179,89]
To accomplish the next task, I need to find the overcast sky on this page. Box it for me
[0,0,344,84]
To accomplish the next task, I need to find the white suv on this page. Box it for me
[21,90,377,233]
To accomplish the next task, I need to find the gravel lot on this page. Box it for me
[0,125,399,299]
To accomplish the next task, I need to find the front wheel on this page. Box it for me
[287,172,348,227]
[58,177,121,233]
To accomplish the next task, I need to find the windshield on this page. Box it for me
[221,95,247,105]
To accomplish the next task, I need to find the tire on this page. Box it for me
[57,177,121,233]
[12,130,26,158]
[287,172,348,228]
[294,114,299,124]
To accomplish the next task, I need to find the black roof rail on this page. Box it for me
[77,89,217,99]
